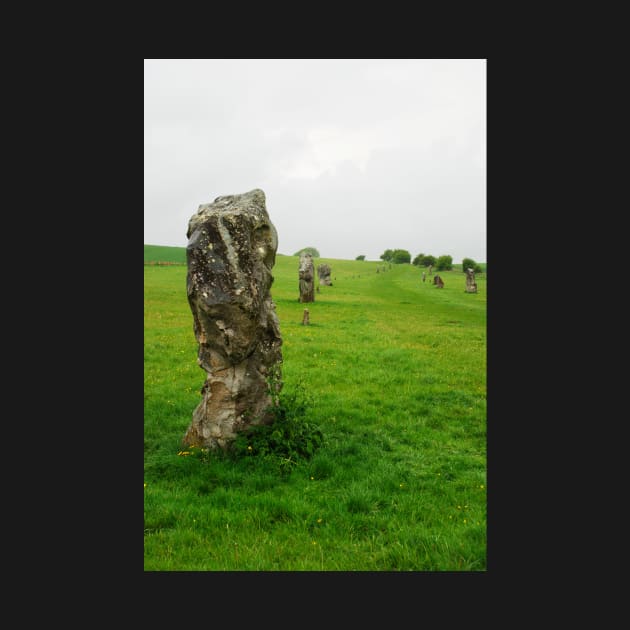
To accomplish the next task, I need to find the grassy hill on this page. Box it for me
[144,247,486,570]
[144,244,486,272]
[144,244,187,264]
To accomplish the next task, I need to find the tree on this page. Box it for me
[294,247,320,258]
[391,249,411,264]
[422,255,436,268]
[435,255,453,271]
[381,249,411,263]
[462,257,483,274]
[412,253,437,267]
[355,255,366,261]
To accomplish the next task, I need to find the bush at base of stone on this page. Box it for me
[230,384,323,470]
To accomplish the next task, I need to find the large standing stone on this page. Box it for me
[182,189,283,450]
[465,267,478,293]
[317,263,332,286]
[299,253,315,302]
[433,275,444,288]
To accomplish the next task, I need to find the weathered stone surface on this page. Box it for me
[433,275,444,288]
[465,268,477,293]
[317,263,332,286]
[298,253,315,302]
[182,189,283,450]
[302,308,310,325]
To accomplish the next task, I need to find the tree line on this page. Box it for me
[379,249,482,273]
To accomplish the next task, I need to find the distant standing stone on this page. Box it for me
[465,267,478,293]
[302,308,310,325]
[434,275,444,288]
[182,188,283,450]
[422,271,426,282]
[299,253,315,302]
[317,263,332,286]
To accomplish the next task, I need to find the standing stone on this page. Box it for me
[299,253,315,302]
[183,189,283,450]
[434,275,444,288]
[317,263,333,286]
[428,265,433,276]
[421,271,426,282]
[302,308,310,325]
[465,267,478,293]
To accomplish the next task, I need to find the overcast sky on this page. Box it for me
[144,59,486,263]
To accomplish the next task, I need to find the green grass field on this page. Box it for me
[144,248,486,571]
